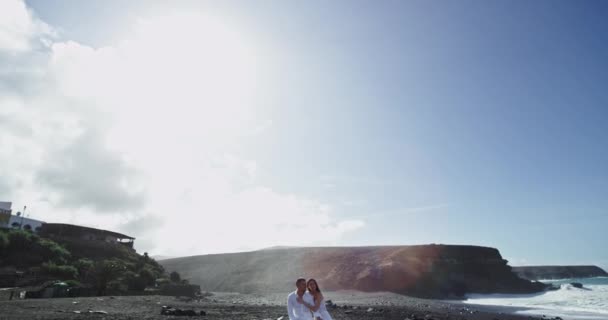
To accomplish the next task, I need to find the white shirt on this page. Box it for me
[287,290,314,320]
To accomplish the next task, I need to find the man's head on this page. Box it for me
[295,278,306,292]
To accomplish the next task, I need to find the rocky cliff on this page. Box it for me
[512,265,608,280]
[159,245,547,298]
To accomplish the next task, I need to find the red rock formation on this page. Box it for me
[160,245,547,298]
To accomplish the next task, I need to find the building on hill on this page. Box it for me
[39,223,135,248]
[0,202,46,232]
[0,202,12,228]
[0,202,11,215]
[1,201,134,248]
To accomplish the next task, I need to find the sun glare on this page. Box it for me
[75,13,264,161]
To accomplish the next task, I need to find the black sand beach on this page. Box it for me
[0,291,559,320]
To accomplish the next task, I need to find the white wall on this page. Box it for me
[7,215,45,232]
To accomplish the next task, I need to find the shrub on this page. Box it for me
[124,271,147,291]
[155,278,170,287]
[37,238,71,263]
[0,231,8,252]
[64,279,83,287]
[107,280,128,293]
[170,271,181,283]
[90,259,128,294]
[7,229,36,251]
[41,262,78,279]
[75,258,94,279]
[139,267,157,286]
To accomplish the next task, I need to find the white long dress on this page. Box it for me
[312,297,333,320]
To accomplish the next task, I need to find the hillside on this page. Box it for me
[0,229,166,295]
[512,265,608,280]
[159,245,547,298]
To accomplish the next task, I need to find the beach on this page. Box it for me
[0,291,559,320]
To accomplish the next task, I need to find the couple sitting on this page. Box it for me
[287,278,333,320]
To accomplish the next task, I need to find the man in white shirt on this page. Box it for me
[287,278,314,320]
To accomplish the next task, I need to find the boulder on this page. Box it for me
[161,305,203,316]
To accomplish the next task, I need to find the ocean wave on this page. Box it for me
[465,281,608,319]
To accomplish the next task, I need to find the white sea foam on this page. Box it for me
[465,278,608,320]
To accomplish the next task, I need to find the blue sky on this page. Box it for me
[2,0,606,267]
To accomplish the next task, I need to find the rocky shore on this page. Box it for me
[0,291,564,320]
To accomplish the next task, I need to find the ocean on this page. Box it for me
[465,277,608,319]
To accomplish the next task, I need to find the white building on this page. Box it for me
[0,201,46,232]
[0,201,11,215]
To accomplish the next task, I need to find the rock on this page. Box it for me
[161,306,170,315]
[570,282,583,289]
[276,317,284,320]
[325,300,337,309]
[161,305,204,317]
[161,306,177,315]
[91,310,108,314]
[367,307,374,312]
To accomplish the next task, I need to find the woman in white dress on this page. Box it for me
[299,278,333,320]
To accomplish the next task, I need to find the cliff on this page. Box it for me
[512,265,608,280]
[159,245,547,298]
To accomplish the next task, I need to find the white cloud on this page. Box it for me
[0,1,364,256]
[35,129,145,213]
[0,0,53,53]
[136,185,365,256]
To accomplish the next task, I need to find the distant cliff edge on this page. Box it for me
[512,265,608,280]
[159,245,547,299]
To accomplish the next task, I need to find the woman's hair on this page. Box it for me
[307,278,321,293]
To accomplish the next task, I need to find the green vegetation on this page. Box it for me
[0,228,177,295]
[41,261,78,279]
[170,271,181,283]
[0,231,8,253]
